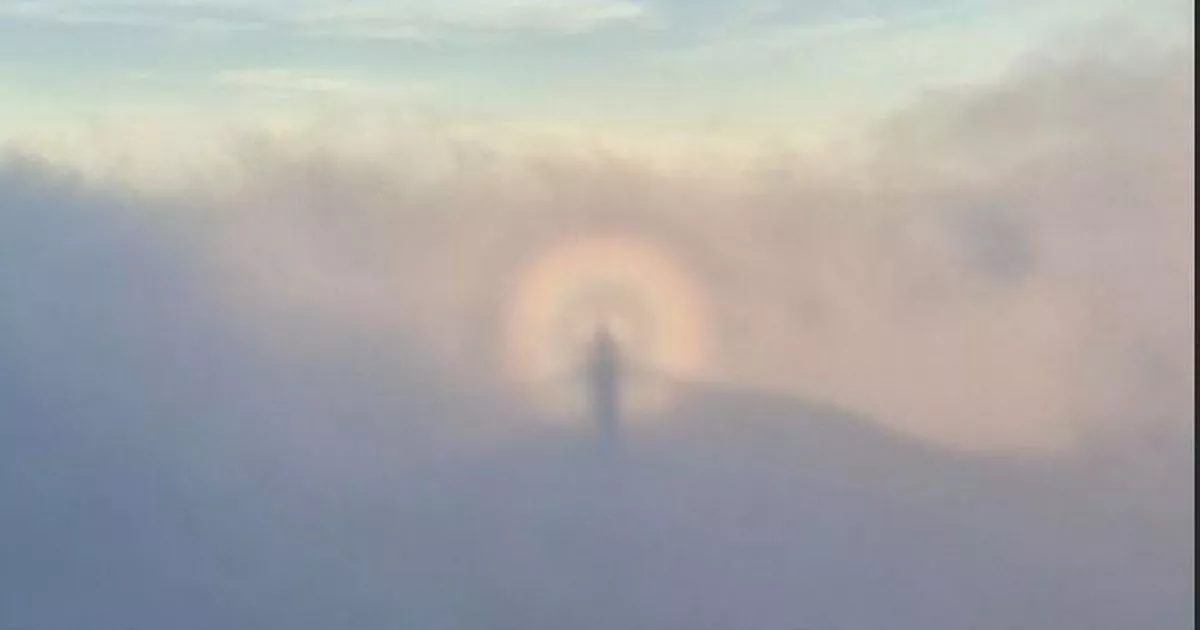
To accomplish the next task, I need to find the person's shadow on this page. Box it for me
[584,323,622,454]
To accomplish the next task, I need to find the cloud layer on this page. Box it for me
[62,41,1185,453]
[0,37,1193,629]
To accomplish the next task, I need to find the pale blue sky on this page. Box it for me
[0,0,1190,143]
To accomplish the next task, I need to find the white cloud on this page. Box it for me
[4,27,1191,455]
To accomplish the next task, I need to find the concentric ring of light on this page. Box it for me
[502,235,712,420]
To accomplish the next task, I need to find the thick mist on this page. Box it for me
[0,44,1193,629]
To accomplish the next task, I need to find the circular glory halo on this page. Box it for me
[501,234,713,421]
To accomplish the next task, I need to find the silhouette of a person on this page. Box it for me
[587,323,622,451]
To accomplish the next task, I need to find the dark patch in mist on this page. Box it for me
[949,203,1036,285]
